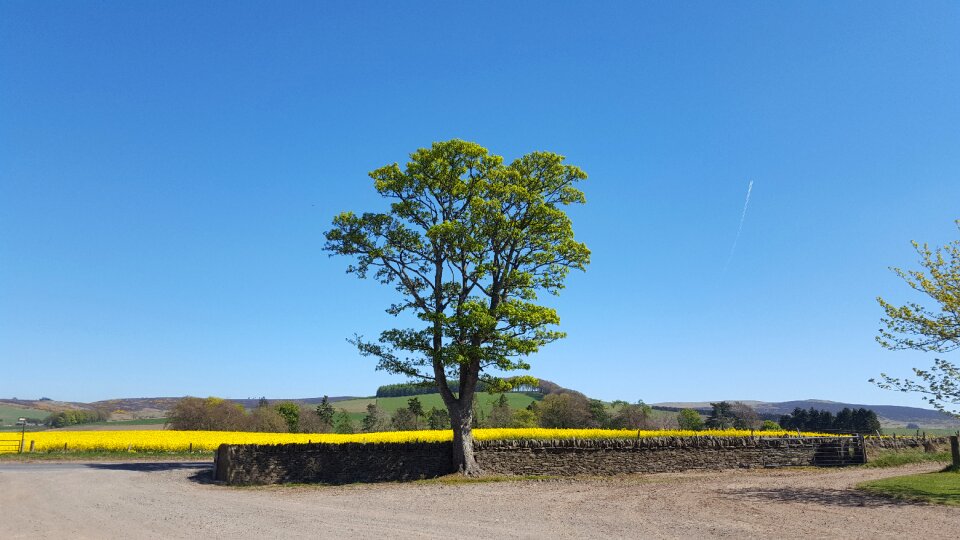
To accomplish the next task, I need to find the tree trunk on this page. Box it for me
[450,405,481,475]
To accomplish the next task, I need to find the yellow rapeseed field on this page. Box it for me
[5,428,835,453]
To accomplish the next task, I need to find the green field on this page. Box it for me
[331,392,542,424]
[0,404,48,426]
[330,393,680,427]
[858,470,960,505]
[864,447,951,468]
[87,418,168,426]
[881,427,960,437]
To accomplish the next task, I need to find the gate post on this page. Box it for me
[950,435,959,469]
[852,434,867,464]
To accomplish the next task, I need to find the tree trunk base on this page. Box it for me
[457,463,484,477]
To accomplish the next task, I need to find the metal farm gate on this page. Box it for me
[0,438,22,454]
[811,435,866,466]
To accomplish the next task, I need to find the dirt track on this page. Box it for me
[1,461,957,539]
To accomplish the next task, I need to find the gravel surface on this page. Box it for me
[1,461,957,539]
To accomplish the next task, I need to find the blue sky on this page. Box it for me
[2,2,958,407]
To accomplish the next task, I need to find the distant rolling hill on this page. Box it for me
[654,399,960,428]
[7,393,957,429]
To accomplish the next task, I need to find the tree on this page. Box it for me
[730,401,760,430]
[610,403,651,429]
[426,406,450,430]
[510,408,539,428]
[587,400,611,428]
[248,406,288,432]
[390,407,421,431]
[297,404,330,433]
[873,221,960,416]
[677,409,704,431]
[486,394,514,428]
[333,409,355,434]
[315,396,335,431]
[324,140,590,474]
[362,403,388,432]
[167,397,247,431]
[537,393,592,428]
[406,397,425,420]
[834,408,854,431]
[852,408,882,433]
[705,402,735,430]
[779,406,881,434]
[759,420,780,431]
[274,402,301,433]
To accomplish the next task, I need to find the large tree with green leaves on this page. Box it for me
[873,220,960,416]
[324,139,589,473]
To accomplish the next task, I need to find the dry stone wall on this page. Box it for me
[474,437,830,475]
[215,436,869,485]
[863,436,950,449]
[215,442,453,485]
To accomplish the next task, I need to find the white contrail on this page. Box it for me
[724,180,754,270]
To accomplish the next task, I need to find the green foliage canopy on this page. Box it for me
[274,402,301,433]
[677,408,704,431]
[874,221,960,416]
[324,139,589,472]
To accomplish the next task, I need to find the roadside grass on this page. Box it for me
[858,469,960,506]
[864,447,951,468]
[881,427,960,437]
[0,450,213,461]
[414,473,559,485]
[87,418,168,426]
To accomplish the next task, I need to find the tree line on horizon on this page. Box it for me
[165,394,888,434]
[778,407,882,433]
[166,393,687,433]
[374,378,564,399]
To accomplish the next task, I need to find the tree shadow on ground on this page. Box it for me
[86,461,216,484]
[720,487,911,508]
[86,462,211,473]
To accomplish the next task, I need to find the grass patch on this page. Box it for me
[880,427,960,437]
[88,418,168,426]
[0,404,49,427]
[858,469,960,506]
[334,392,541,416]
[864,447,951,468]
[414,473,558,485]
[0,450,213,461]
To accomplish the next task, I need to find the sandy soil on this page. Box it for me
[1,462,957,539]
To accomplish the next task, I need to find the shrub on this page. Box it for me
[510,408,539,428]
[759,420,781,431]
[247,407,287,432]
[610,403,652,429]
[361,403,389,432]
[333,409,355,434]
[44,409,108,428]
[274,402,301,433]
[677,409,704,431]
[390,408,421,431]
[538,393,591,428]
[166,397,247,431]
[426,406,450,430]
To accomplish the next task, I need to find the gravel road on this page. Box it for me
[1,461,956,539]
